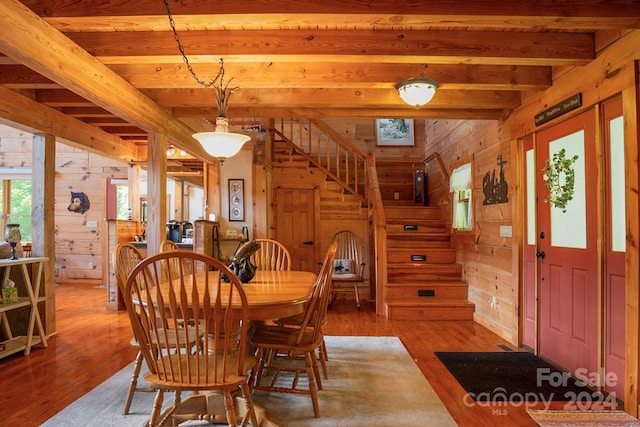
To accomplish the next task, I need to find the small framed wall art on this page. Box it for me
[376,118,415,146]
[228,179,245,221]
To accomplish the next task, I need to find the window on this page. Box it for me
[450,162,473,231]
[0,168,33,242]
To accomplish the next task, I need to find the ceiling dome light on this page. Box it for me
[395,78,439,107]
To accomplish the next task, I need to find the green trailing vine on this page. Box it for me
[542,148,579,213]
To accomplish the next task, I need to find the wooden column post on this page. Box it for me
[147,131,167,256]
[31,133,56,335]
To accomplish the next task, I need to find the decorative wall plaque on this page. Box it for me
[482,154,509,205]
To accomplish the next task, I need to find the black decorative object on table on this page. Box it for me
[4,223,21,260]
[222,239,261,283]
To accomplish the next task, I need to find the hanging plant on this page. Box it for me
[542,148,579,213]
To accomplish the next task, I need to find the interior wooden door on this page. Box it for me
[602,97,626,398]
[536,110,598,378]
[274,187,318,272]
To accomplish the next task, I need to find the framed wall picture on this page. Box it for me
[376,118,415,146]
[228,179,245,221]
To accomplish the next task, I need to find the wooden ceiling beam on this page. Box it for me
[146,88,521,110]
[105,62,551,91]
[0,62,551,91]
[0,0,214,162]
[0,86,137,162]
[21,0,640,30]
[65,29,594,66]
[174,106,507,121]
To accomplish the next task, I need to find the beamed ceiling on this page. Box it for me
[1,0,640,177]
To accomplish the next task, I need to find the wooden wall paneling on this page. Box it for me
[468,287,514,336]
[204,162,220,222]
[31,133,56,335]
[252,164,269,239]
[509,32,640,136]
[375,160,424,202]
[427,118,515,341]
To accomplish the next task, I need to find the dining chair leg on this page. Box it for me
[318,341,329,379]
[239,383,259,427]
[354,283,360,309]
[124,351,144,415]
[223,390,238,426]
[304,352,321,418]
[309,349,323,391]
[149,389,165,427]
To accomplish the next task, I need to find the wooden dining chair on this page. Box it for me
[114,242,201,416]
[236,238,291,271]
[330,230,366,309]
[160,239,180,252]
[124,250,259,427]
[114,242,156,415]
[249,240,338,418]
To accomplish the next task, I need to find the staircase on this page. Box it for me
[272,119,475,321]
[383,204,475,321]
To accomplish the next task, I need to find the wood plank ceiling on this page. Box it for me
[1,0,639,174]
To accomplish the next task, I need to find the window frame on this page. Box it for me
[449,157,475,241]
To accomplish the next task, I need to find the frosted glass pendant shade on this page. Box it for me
[395,78,439,107]
[192,117,250,160]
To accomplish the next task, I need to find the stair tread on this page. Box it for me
[386,281,467,286]
[386,299,474,306]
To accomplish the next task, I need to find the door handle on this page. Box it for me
[536,251,545,259]
[303,240,314,245]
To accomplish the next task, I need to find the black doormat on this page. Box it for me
[435,351,599,402]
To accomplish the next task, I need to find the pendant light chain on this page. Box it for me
[162,0,217,88]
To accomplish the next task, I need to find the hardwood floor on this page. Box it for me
[1,281,552,426]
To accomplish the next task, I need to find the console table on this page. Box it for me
[0,257,48,358]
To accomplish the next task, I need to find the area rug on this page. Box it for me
[435,351,594,402]
[42,336,456,427]
[527,409,640,426]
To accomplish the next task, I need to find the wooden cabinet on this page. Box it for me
[0,257,48,358]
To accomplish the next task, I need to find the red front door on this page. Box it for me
[536,110,598,378]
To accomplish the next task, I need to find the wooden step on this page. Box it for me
[386,231,451,242]
[385,281,468,300]
[387,264,462,282]
[385,299,475,321]
[387,247,457,264]
[385,205,443,221]
[386,238,452,249]
[386,220,447,234]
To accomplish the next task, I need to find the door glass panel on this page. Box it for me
[526,148,535,245]
[550,130,586,249]
[609,116,625,252]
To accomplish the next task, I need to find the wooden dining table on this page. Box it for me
[155,269,318,321]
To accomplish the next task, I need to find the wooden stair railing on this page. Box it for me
[365,152,387,315]
[423,152,449,181]
[272,118,368,205]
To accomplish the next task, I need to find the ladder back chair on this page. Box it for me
[113,242,155,415]
[236,238,291,271]
[124,250,258,427]
[331,230,366,309]
[114,243,202,417]
[249,240,338,418]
